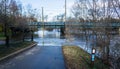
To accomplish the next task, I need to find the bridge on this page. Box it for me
[29,22,120,35]
[29,22,65,36]
[29,22,65,28]
[29,22,120,28]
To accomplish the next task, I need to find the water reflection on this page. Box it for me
[34,28,65,46]
[35,28,60,38]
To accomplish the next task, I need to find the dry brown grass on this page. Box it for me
[62,46,109,69]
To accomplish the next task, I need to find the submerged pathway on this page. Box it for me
[0,46,66,69]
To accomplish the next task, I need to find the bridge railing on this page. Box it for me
[29,22,120,28]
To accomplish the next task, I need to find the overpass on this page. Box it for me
[29,22,65,36]
[29,22,120,28]
[29,22,120,35]
[29,22,65,28]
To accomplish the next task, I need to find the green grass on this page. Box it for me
[0,37,6,40]
[0,32,5,40]
[62,46,109,69]
[0,32,4,37]
[0,41,36,58]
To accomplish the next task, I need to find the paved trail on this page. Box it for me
[0,46,66,69]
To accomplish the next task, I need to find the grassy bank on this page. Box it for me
[0,41,36,58]
[0,32,5,40]
[0,37,6,40]
[62,46,109,69]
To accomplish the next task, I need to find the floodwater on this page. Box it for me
[34,28,120,60]
[34,28,66,46]
[34,28,92,54]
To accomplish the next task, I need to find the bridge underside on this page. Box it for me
[30,25,65,28]
[30,25,66,37]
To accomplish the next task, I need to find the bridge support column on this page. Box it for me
[114,27,120,35]
[60,27,65,38]
[119,27,120,35]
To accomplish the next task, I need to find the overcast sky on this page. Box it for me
[20,0,75,21]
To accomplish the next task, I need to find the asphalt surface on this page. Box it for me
[0,46,66,69]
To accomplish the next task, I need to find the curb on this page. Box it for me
[0,43,37,62]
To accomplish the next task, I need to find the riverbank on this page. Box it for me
[0,41,37,59]
[62,46,109,69]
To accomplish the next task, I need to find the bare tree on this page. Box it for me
[71,0,120,68]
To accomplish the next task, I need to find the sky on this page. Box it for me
[20,0,75,21]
